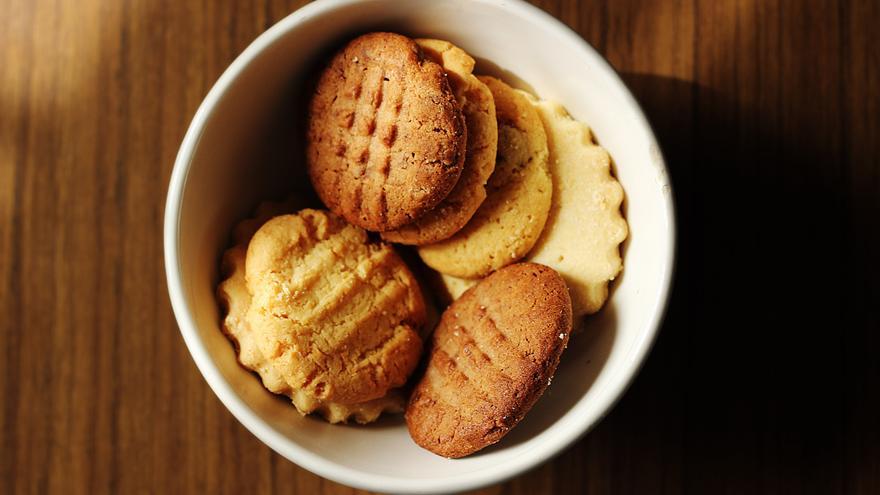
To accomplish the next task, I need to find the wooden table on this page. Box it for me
[2,1,878,493]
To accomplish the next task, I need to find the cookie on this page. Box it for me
[245,209,425,404]
[406,262,573,458]
[525,98,628,316]
[308,32,466,232]
[381,39,498,245]
[417,77,551,278]
[219,242,405,423]
[217,206,425,423]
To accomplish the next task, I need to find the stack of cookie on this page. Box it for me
[217,32,627,458]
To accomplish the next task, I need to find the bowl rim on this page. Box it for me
[163,0,677,492]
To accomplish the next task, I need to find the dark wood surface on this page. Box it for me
[2,0,878,493]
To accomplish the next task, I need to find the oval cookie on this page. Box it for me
[406,262,573,458]
[308,32,466,232]
[417,77,551,278]
[381,39,498,245]
[525,98,628,316]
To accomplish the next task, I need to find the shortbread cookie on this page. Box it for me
[308,32,466,232]
[406,262,573,458]
[417,77,551,278]
[525,98,628,316]
[382,39,497,245]
[217,207,425,423]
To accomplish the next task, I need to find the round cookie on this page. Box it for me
[245,209,425,405]
[381,39,498,245]
[417,77,551,278]
[218,242,406,424]
[218,208,425,423]
[218,203,419,423]
[525,98,628,317]
[405,262,573,458]
[308,32,466,232]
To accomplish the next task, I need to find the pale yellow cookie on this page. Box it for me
[525,99,628,316]
[217,205,424,424]
[381,39,498,245]
[418,77,551,278]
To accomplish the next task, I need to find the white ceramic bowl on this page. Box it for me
[164,0,675,492]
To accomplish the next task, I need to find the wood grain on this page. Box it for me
[1,0,877,493]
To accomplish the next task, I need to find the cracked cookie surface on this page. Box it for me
[218,205,425,423]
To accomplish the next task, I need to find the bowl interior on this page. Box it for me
[167,0,674,492]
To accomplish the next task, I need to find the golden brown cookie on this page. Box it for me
[381,39,497,245]
[245,210,425,404]
[417,77,551,278]
[525,98,628,317]
[219,243,406,423]
[308,32,466,232]
[217,206,425,423]
[406,262,573,458]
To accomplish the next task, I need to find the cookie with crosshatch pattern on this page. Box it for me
[406,262,572,458]
[307,32,466,232]
[218,205,425,423]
